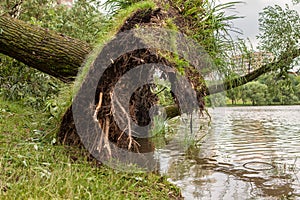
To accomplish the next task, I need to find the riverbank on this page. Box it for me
[0,99,182,199]
[224,99,300,107]
[225,103,300,107]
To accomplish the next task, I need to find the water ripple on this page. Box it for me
[158,106,300,199]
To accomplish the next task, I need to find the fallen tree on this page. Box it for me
[1,1,299,162]
[1,14,299,92]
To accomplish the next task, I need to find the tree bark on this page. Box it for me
[0,15,92,83]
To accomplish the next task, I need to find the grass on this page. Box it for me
[0,99,182,199]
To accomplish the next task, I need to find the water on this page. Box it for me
[156,106,300,199]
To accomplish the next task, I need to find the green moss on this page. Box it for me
[165,18,178,31]
[113,1,156,28]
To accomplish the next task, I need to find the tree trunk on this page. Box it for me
[0,15,92,83]
[1,15,299,90]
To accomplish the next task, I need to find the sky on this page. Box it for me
[218,0,300,49]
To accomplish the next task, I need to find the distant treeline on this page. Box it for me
[208,72,300,106]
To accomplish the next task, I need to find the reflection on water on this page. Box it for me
[156,106,300,199]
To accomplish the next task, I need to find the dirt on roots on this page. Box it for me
[58,7,206,157]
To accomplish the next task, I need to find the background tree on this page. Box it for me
[223,2,300,106]
[226,87,241,105]
[226,73,300,105]
[257,3,300,75]
[244,82,268,105]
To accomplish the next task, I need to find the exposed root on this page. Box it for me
[111,92,136,150]
[93,92,111,157]
[93,92,103,123]
[129,136,141,153]
[117,126,127,141]
[58,7,206,157]
[104,116,112,157]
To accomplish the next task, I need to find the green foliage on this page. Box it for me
[173,0,242,58]
[243,81,268,105]
[0,56,62,108]
[22,0,105,43]
[0,0,105,43]
[206,92,226,107]
[292,0,300,5]
[152,79,174,106]
[221,4,300,99]
[226,86,241,104]
[226,73,300,105]
[258,4,300,59]
[103,0,142,14]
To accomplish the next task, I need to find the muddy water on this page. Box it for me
[156,106,300,199]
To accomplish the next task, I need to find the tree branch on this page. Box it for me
[208,48,300,94]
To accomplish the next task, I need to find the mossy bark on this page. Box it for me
[0,15,91,83]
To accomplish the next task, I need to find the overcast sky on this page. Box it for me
[218,0,300,49]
